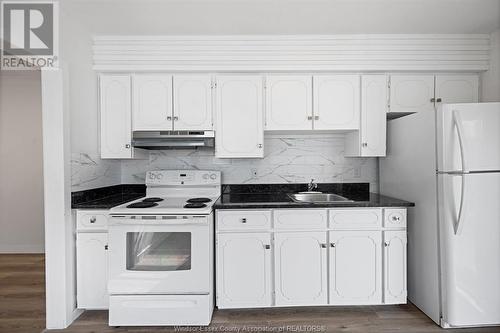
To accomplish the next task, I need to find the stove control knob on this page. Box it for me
[203,174,209,180]
[210,174,217,180]
[149,173,156,180]
[157,174,163,180]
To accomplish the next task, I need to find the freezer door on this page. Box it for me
[437,103,500,173]
[438,173,500,327]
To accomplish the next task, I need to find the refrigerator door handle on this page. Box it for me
[452,111,469,173]
[454,174,468,235]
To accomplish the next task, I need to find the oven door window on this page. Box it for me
[126,232,191,271]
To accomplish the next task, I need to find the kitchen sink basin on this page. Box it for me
[288,192,353,203]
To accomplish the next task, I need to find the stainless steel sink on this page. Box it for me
[288,192,353,203]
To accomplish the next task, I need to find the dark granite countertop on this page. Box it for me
[72,184,145,209]
[213,183,414,209]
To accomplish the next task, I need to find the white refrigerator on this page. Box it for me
[380,102,500,328]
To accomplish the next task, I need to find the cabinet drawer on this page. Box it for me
[76,210,109,231]
[329,209,382,229]
[274,209,327,230]
[384,209,407,228]
[217,210,271,231]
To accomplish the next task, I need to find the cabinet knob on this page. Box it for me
[257,144,263,149]
[125,144,131,149]
[384,241,390,247]
[330,243,336,248]
[392,216,401,221]
[314,116,319,120]
[89,217,96,223]
[241,218,247,223]
[430,97,436,103]
[173,116,179,121]
[264,245,271,250]
[307,116,313,120]
[320,243,327,248]
[436,98,442,103]
[362,143,368,147]
[104,245,108,250]
[167,116,172,121]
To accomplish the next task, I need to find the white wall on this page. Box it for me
[0,71,44,253]
[60,7,122,192]
[482,29,500,102]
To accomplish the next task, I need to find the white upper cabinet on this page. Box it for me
[215,75,264,158]
[435,74,479,104]
[99,74,133,159]
[389,75,434,114]
[383,230,407,304]
[132,74,173,131]
[329,230,382,305]
[313,75,360,130]
[345,75,388,157]
[216,233,272,308]
[173,75,213,130]
[265,75,312,130]
[274,231,328,306]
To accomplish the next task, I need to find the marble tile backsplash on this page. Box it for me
[120,135,379,192]
[71,152,121,192]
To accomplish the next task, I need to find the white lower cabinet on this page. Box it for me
[329,230,382,305]
[216,233,272,308]
[383,230,407,304]
[76,232,109,309]
[214,208,407,309]
[274,232,328,306]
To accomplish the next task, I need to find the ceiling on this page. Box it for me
[62,0,500,35]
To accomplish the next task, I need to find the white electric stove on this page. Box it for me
[108,170,220,327]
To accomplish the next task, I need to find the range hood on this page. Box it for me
[132,131,215,150]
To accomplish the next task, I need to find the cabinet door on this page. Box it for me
[99,75,133,158]
[132,74,173,131]
[313,75,360,130]
[76,233,108,309]
[329,230,382,305]
[389,75,434,114]
[435,75,479,104]
[274,232,327,306]
[215,76,264,158]
[173,75,213,130]
[383,230,407,304]
[265,75,312,130]
[360,75,387,156]
[216,233,272,308]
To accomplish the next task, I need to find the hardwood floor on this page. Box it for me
[1,254,500,333]
[0,254,45,333]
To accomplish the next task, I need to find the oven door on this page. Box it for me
[108,215,211,295]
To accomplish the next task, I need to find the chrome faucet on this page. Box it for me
[307,179,318,192]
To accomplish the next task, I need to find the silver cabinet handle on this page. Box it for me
[264,245,271,250]
[307,116,313,120]
[436,98,442,103]
[430,97,436,103]
[384,241,390,247]
[330,243,336,248]
[125,144,131,149]
[167,116,172,121]
[257,144,263,149]
[173,116,179,121]
[314,116,319,120]
[90,217,96,223]
[320,243,327,248]
[241,218,247,223]
[104,245,108,250]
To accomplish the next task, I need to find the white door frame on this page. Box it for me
[41,68,82,329]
